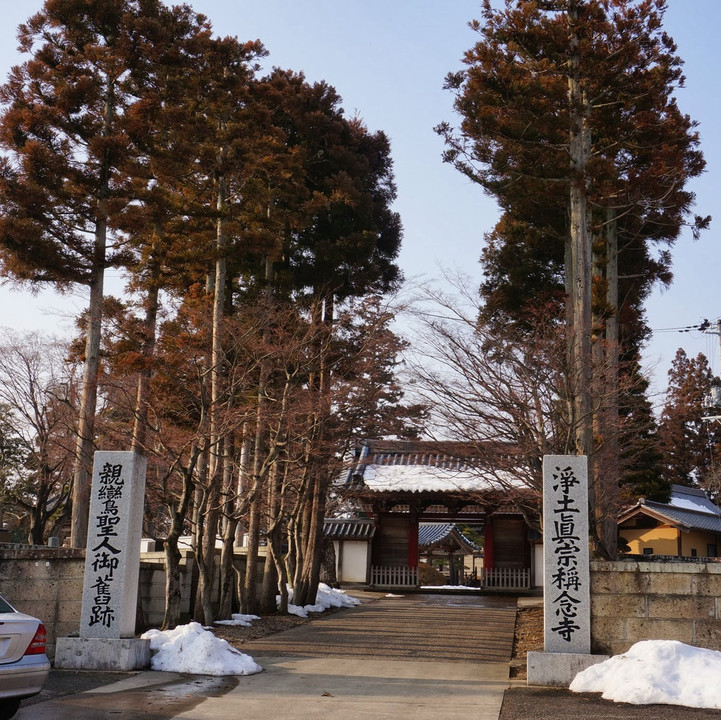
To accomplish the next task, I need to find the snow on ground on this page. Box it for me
[141,585,360,675]
[285,582,361,618]
[420,584,479,591]
[215,613,260,627]
[142,622,262,676]
[571,640,721,709]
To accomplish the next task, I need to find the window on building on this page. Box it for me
[707,544,718,557]
[691,548,698,557]
[643,547,654,555]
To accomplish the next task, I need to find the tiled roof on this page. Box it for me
[621,485,721,534]
[666,485,721,515]
[642,502,721,534]
[323,518,376,540]
[342,439,520,493]
[418,523,479,554]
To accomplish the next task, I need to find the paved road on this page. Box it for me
[19,591,517,720]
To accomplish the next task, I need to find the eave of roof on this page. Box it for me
[620,503,721,534]
[323,518,376,540]
[418,523,479,554]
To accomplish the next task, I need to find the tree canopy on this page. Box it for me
[0,0,417,621]
[437,0,708,556]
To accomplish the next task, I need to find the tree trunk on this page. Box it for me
[70,74,114,548]
[195,172,229,625]
[293,294,334,607]
[242,497,261,614]
[218,431,239,619]
[218,516,238,619]
[568,5,601,559]
[259,459,280,614]
[567,10,593,461]
[162,456,197,630]
[69,226,105,547]
[163,533,183,630]
[602,207,619,557]
[131,246,161,454]
[319,537,337,586]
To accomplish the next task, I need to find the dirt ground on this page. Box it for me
[211,612,311,646]
[510,606,544,679]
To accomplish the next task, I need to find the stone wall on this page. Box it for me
[591,559,721,656]
[0,546,85,661]
[0,545,266,660]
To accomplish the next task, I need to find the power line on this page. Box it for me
[651,319,713,334]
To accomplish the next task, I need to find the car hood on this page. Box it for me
[0,612,40,664]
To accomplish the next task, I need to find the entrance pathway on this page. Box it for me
[244,591,517,663]
[20,591,517,720]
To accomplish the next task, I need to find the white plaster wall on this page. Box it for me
[534,542,544,588]
[336,541,369,583]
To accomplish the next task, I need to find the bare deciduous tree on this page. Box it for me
[0,331,77,544]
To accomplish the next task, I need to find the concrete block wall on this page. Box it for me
[591,559,721,656]
[0,546,86,660]
[137,551,196,629]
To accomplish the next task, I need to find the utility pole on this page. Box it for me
[702,319,721,421]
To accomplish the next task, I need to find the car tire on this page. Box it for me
[0,698,21,720]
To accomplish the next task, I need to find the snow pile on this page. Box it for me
[285,583,361,618]
[570,640,721,709]
[142,622,262,676]
[215,613,260,627]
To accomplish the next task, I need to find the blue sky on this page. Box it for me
[1,0,719,404]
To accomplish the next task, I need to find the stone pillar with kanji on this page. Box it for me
[79,451,147,638]
[526,455,609,686]
[55,451,151,670]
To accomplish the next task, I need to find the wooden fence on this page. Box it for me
[481,567,531,590]
[370,565,530,590]
[370,565,419,587]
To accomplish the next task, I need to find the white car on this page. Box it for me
[0,594,50,720]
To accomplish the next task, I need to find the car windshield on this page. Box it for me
[0,595,15,613]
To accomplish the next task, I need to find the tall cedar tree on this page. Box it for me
[236,70,403,608]
[0,0,204,545]
[441,0,705,338]
[95,67,405,617]
[658,349,721,490]
[438,0,706,556]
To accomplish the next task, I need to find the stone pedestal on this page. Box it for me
[527,651,609,687]
[54,637,151,671]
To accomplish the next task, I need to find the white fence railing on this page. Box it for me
[481,567,531,590]
[370,565,419,587]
